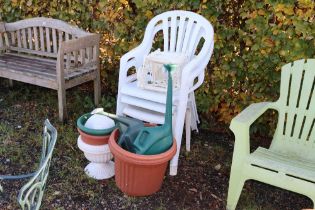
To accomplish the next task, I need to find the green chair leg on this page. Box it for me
[227,168,246,210]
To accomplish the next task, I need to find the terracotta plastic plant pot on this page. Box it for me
[108,128,177,196]
[78,128,110,145]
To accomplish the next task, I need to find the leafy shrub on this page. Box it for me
[0,0,314,133]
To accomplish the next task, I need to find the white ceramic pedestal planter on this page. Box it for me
[77,136,115,180]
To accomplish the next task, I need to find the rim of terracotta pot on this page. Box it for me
[108,128,177,166]
[77,128,110,145]
[77,113,116,136]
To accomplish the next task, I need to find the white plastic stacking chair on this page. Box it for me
[116,10,214,175]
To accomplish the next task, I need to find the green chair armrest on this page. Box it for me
[230,102,274,131]
[229,102,275,157]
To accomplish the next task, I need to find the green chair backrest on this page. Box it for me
[18,119,57,210]
[271,59,315,159]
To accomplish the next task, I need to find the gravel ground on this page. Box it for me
[0,81,312,210]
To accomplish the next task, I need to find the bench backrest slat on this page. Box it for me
[52,29,57,54]
[46,27,51,53]
[33,27,39,51]
[1,17,91,58]
[27,28,33,50]
[17,30,22,48]
[39,27,45,52]
[0,34,4,51]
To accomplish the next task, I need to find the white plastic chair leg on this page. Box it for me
[169,100,187,176]
[170,113,180,176]
[116,95,124,116]
[191,93,200,123]
[185,108,191,152]
[187,93,199,132]
[169,166,178,176]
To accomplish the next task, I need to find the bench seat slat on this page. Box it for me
[0,54,56,68]
[9,46,57,58]
[0,53,96,82]
[0,70,58,89]
[0,62,56,79]
[4,52,56,64]
[0,65,56,80]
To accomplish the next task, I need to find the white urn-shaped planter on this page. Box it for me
[77,113,116,180]
[77,136,115,180]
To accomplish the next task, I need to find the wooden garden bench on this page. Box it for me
[0,17,101,121]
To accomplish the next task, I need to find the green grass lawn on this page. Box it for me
[0,79,312,210]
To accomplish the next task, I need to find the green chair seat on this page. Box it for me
[248,147,315,182]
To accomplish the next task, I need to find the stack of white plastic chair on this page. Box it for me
[116,10,214,175]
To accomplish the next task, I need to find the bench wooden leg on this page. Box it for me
[94,73,101,105]
[57,87,67,122]
[8,79,13,87]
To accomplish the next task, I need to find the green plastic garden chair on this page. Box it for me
[0,119,57,210]
[227,59,315,210]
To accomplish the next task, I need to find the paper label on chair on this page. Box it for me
[137,49,189,92]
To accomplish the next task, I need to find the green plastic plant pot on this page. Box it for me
[77,113,116,136]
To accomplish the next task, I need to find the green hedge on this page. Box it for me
[1,0,314,131]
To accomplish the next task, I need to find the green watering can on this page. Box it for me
[92,64,174,155]
[91,108,145,151]
[130,64,175,155]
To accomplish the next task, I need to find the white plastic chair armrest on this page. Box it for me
[118,44,148,86]
[120,44,146,64]
[182,41,214,88]
[189,71,204,93]
[119,21,156,74]
[120,45,145,71]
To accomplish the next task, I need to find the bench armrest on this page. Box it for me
[0,22,5,33]
[0,22,8,52]
[58,34,100,54]
[56,34,100,79]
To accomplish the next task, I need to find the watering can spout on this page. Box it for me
[91,108,143,127]
[91,108,145,148]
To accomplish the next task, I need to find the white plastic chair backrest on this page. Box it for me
[152,11,212,55]
[272,59,315,159]
[141,10,214,85]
